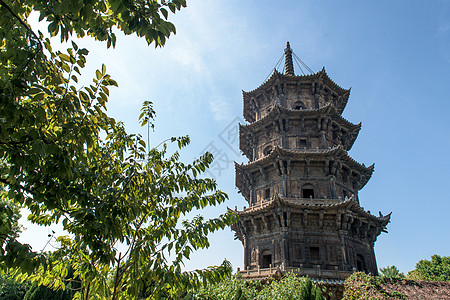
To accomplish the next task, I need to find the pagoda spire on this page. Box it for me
[284,41,294,76]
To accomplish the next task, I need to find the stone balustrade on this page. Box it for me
[242,196,344,212]
[237,264,352,280]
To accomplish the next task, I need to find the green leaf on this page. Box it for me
[48,21,58,33]
[161,8,168,19]
[72,41,78,50]
[59,53,71,62]
[79,91,89,103]
[61,62,70,72]
[79,48,89,55]
[27,87,41,95]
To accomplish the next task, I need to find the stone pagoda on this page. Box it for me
[231,42,390,282]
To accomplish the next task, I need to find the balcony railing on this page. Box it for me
[283,196,344,206]
[237,264,352,280]
[240,196,346,212]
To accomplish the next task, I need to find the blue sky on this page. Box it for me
[21,0,450,274]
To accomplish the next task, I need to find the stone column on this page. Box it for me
[339,232,348,270]
[330,175,337,199]
[243,236,248,270]
[321,131,327,148]
[282,227,289,267]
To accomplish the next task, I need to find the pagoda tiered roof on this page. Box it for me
[232,43,388,279]
[232,195,390,225]
[242,103,360,132]
[230,194,391,242]
[238,145,373,179]
[243,68,351,122]
[239,103,361,157]
[235,145,374,202]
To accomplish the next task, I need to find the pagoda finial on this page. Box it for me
[284,41,294,76]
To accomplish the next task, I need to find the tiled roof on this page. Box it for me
[242,68,351,122]
[230,194,391,226]
[236,145,374,188]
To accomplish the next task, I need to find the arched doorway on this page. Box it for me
[356,254,366,272]
[302,183,315,199]
[293,100,305,110]
[263,145,273,156]
[261,250,272,268]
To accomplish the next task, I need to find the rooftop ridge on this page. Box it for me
[230,194,391,226]
[243,69,317,95]
[243,68,350,97]
[241,102,361,131]
[319,67,351,94]
[239,145,368,168]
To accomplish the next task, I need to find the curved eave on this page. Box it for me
[232,196,352,217]
[243,68,351,122]
[335,91,350,115]
[232,195,390,226]
[316,67,351,114]
[244,69,317,96]
[239,124,253,160]
[318,67,350,94]
[239,103,362,163]
[229,220,244,242]
[344,124,361,151]
[235,162,250,202]
[242,70,282,122]
[244,68,349,96]
[358,163,374,189]
[241,103,360,133]
[331,109,361,132]
[243,91,256,123]
[239,145,372,174]
[242,103,328,131]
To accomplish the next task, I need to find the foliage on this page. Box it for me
[0,194,22,258]
[0,0,186,49]
[256,273,325,300]
[23,283,73,300]
[379,266,405,280]
[0,275,30,300]
[1,0,237,299]
[188,274,260,299]
[189,273,326,300]
[407,254,450,281]
[0,275,73,300]
[343,272,406,300]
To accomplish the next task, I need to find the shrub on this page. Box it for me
[407,254,450,281]
[379,266,405,280]
[189,272,325,300]
[343,272,406,300]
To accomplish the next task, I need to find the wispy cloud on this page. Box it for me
[208,96,233,122]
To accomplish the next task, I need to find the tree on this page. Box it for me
[0,274,30,300]
[23,283,74,300]
[0,0,236,299]
[407,255,450,281]
[0,275,74,300]
[379,266,405,280]
[0,191,22,261]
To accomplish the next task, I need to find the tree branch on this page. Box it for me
[0,0,43,77]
